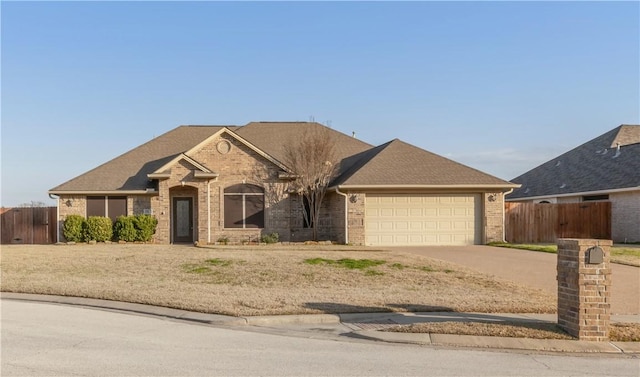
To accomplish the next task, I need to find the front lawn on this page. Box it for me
[0,244,556,316]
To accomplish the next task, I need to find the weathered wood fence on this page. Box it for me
[1,207,57,244]
[504,202,611,243]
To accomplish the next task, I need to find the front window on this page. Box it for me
[223,184,264,228]
[86,196,127,222]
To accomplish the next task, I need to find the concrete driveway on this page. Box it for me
[388,245,639,315]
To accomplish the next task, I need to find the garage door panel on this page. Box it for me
[365,194,481,246]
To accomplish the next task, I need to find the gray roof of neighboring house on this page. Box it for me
[334,139,515,187]
[50,122,515,193]
[507,125,640,200]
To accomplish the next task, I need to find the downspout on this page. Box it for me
[502,188,515,243]
[207,180,211,244]
[335,186,349,245]
[49,194,60,243]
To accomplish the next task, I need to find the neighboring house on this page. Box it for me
[507,124,640,243]
[49,122,517,246]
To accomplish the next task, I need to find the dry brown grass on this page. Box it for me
[0,244,556,316]
[386,322,640,342]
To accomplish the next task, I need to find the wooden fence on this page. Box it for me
[505,202,611,244]
[1,207,57,244]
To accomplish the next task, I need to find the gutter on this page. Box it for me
[48,194,60,243]
[505,186,640,202]
[502,188,515,243]
[334,187,349,245]
[333,184,520,190]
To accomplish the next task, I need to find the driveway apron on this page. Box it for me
[388,245,639,315]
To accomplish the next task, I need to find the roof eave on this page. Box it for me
[506,186,640,202]
[333,183,521,191]
[48,190,158,196]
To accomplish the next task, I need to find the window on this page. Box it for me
[583,194,609,202]
[224,184,264,228]
[86,196,127,222]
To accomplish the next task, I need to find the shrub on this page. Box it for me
[261,232,279,244]
[217,236,229,245]
[84,216,113,242]
[133,214,157,242]
[113,216,137,242]
[62,214,85,242]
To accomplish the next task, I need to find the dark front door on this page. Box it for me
[173,197,193,243]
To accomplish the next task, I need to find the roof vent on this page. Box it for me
[555,161,561,167]
[613,142,621,158]
[560,183,566,189]
[601,148,608,155]
[524,188,530,194]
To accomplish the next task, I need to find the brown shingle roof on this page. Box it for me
[50,122,516,193]
[335,139,515,187]
[50,126,227,192]
[234,122,372,165]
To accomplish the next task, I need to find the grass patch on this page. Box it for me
[205,258,233,267]
[390,263,406,270]
[488,242,557,253]
[489,242,640,266]
[304,258,386,270]
[365,269,385,276]
[182,264,212,274]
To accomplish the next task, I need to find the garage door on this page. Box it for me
[365,194,482,246]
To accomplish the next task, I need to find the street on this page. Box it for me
[2,300,638,376]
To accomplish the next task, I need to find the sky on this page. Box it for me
[2,1,639,207]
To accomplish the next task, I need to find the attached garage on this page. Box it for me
[365,193,482,246]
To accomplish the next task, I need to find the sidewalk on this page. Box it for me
[2,293,639,354]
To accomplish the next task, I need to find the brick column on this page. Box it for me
[557,238,612,341]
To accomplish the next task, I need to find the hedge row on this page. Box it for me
[63,214,158,243]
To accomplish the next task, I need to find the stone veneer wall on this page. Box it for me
[557,238,612,341]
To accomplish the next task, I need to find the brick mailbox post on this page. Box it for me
[557,239,612,341]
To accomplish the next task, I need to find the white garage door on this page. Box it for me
[365,194,482,246]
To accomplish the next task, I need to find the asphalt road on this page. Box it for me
[391,245,640,315]
[2,300,639,377]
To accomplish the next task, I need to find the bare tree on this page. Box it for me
[283,126,338,241]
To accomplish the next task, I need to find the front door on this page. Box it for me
[173,197,193,243]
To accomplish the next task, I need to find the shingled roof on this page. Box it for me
[334,139,515,188]
[49,126,227,192]
[50,121,516,194]
[507,125,640,200]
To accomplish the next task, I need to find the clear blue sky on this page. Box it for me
[2,1,639,207]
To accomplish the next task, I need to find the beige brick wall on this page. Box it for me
[483,192,505,243]
[557,238,612,341]
[611,191,640,243]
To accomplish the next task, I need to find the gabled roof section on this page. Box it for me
[334,139,516,188]
[183,127,293,173]
[234,122,373,170]
[508,125,640,200]
[49,126,227,192]
[148,153,214,177]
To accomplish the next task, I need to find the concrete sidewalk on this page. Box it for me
[2,293,639,355]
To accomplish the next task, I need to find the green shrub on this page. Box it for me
[62,214,85,242]
[84,216,113,242]
[113,216,137,242]
[133,214,157,242]
[260,232,279,244]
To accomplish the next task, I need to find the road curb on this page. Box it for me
[2,293,638,354]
